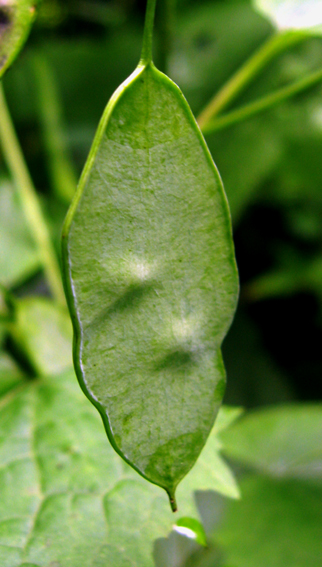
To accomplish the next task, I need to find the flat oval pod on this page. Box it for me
[62,5,238,510]
[0,0,37,80]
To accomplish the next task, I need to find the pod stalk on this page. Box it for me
[168,490,178,513]
[140,0,157,64]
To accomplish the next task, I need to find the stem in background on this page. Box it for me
[33,53,77,204]
[202,66,322,134]
[157,0,176,74]
[0,83,66,307]
[197,30,307,130]
[140,0,158,64]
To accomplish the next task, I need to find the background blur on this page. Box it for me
[1,1,322,565]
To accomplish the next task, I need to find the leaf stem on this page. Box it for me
[33,52,77,204]
[202,66,322,134]
[197,30,307,130]
[140,0,158,64]
[0,83,66,306]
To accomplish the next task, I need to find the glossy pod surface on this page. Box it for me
[62,63,238,507]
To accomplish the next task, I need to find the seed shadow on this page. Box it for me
[154,348,196,372]
[85,281,155,334]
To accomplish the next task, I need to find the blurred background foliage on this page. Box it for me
[1,0,322,566]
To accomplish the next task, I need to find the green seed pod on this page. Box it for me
[62,0,238,511]
[0,0,36,80]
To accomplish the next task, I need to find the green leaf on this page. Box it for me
[220,404,322,480]
[216,475,322,567]
[0,364,239,567]
[10,297,73,377]
[0,178,40,287]
[212,405,244,435]
[0,352,25,396]
[0,0,37,80]
[62,60,238,507]
[0,369,169,567]
[177,405,241,512]
[207,119,282,225]
[253,0,322,35]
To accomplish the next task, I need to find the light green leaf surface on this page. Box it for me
[178,406,242,509]
[62,61,238,506]
[212,405,244,435]
[10,297,73,376]
[177,435,240,513]
[216,475,322,567]
[0,179,40,287]
[0,369,168,567]
[0,352,25,396]
[0,366,239,567]
[254,0,322,34]
[221,404,322,480]
[0,0,37,80]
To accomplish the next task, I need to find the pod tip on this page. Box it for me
[168,490,178,513]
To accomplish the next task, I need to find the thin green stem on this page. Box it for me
[202,67,322,134]
[140,0,158,64]
[197,30,307,130]
[0,83,66,306]
[167,490,178,513]
[33,52,77,204]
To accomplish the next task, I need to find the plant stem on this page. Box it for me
[202,66,322,134]
[168,490,178,513]
[197,30,307,130]
[0,83,66,306]
[140,0,158,64]
[33,52,77,204]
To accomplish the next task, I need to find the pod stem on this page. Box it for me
[140,0,158,64]
[202,65,322,134]
[168,490,178,513]
[197,30,307,130]
[0,83,66,307]
[33,52,77,204]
